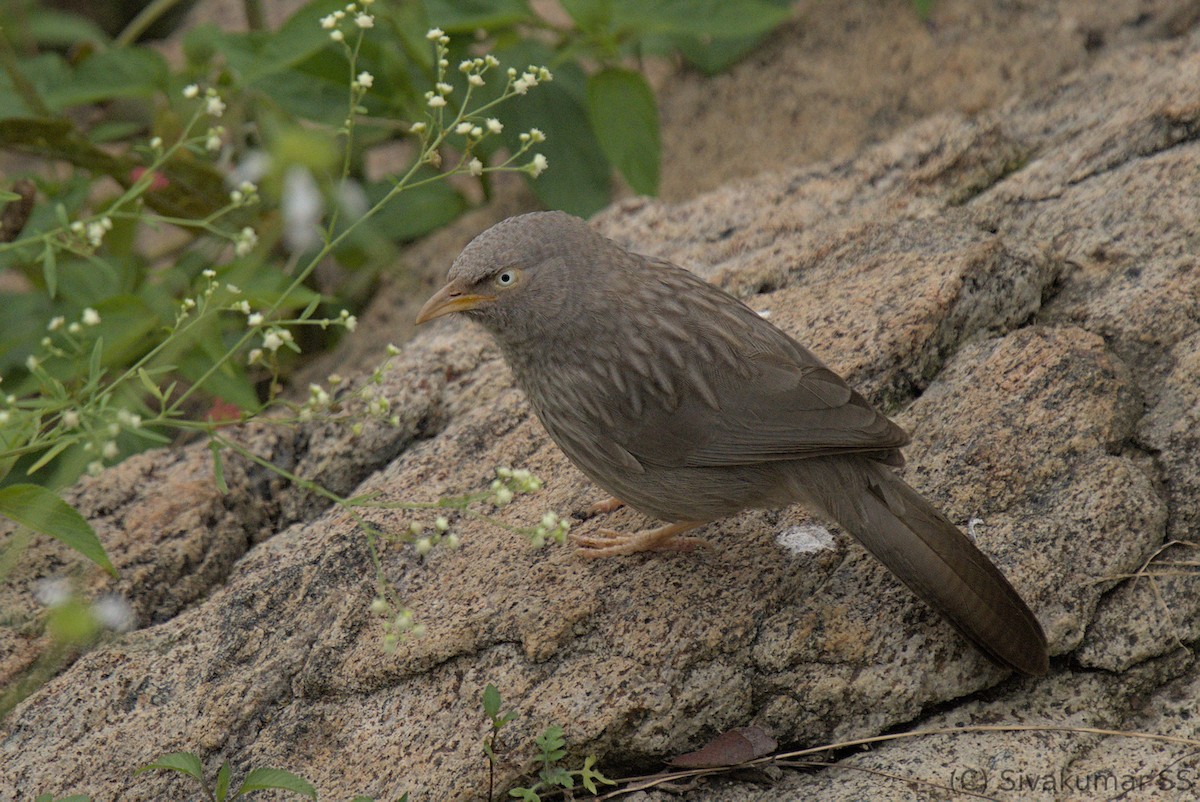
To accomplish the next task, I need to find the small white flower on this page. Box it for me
[493,486,514,505]
[436,82,453,95]
[206,133,222,152]
[468,157,484,177]
[262,331,284,351]
[529,127,545,142]
[102,441,119,459]
[87,460,104,477]
[182,298,196,310]
[410,121,427,134]
[202,268,216,279]
[530,153,548,177]
[356,71,374,88]
[247,348,263,365]
[33,577,72,607]
[149,136,163,149]
[330,29,344,42]
[343,315,357,332]
[281,166,322,253]
[355,13,373,28]
[82,308,101,326]
[229,190,244,204]
[47,316,65,332]
[427,95,446,108]
[468,74,484,87]
[85,221,108,247]
[320,13,337,29]
[183,84,199,99]
[92,595,136,632]
[61,410,80,429]
[235,226,258,257]
[68,322,81,334]
[0,410,10,425]
[486,118,503,134]
[435,516,450,532]
[226,283,241,294]
[116,409,142,429]
[415,537,432,556]
[233,300,251,314]
[455,122,473,135]
[238,180,257,194]
[205,95,226,117]
[426,27,444,40]
[247,312,264,326]
[333,9,345,19]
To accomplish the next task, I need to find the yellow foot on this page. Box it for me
[586,496,625,516]
[571,521,709,558]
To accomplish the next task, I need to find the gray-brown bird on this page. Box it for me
[416,211,1049,676]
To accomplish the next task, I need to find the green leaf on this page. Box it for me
[42,246,57,299]
[0,484,114,576]
[483,683,501,720]
[44,48,169,109]
[137,751,205,780]
[248,1,344,81]
[508,789,540,802]
[362,173,468,243]
[423,0,533,31]
[559,0,614,32]
[88,336,104,387]
[0,188,21,201]
[214,761,231,802]
[911,0,936,20]
[579,755,614,792]
[209,442,228,494]
[609,0,791,38]
[541,766,573,788]
[23,8,110,47]
[24,439,72,476]
[137,368,162,400]
[235,767,317,799]
[501,80,611,216]
[586,69,659,195]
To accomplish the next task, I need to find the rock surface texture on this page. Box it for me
[4,3,1200,801]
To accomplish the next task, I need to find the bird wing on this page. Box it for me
[615,348,910,469]
[602,264,910,469]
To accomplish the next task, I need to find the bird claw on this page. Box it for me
[585,496,625,516]
[570,522,709,558]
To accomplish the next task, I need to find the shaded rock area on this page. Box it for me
[5,3,1200,802]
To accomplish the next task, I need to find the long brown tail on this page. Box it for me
[794,456,1049,675]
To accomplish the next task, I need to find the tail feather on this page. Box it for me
[797,457,1049,676]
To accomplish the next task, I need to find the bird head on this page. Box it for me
[415,211,602,342]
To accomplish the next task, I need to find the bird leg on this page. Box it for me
[586,496,625,516]
[572,521,709,558]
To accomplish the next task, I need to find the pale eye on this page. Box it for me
[495,270,517,287]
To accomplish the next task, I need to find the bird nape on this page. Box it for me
[416,210,1049,677]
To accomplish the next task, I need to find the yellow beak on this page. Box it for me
[415,282,494,324]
